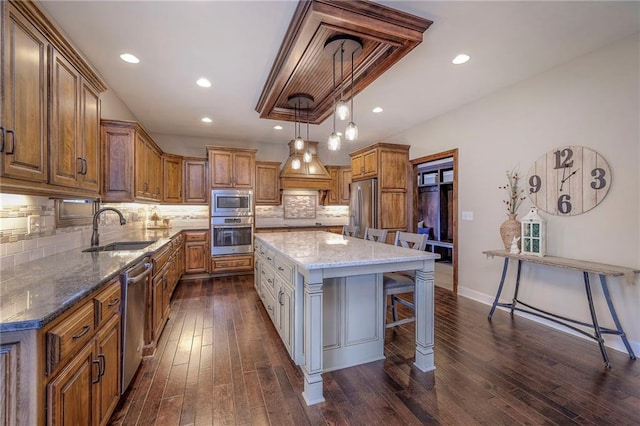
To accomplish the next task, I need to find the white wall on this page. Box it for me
[392,34,640,355]
[100,89,138,121]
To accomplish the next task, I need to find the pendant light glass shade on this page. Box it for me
[291,156,301,170]
[345,122,358,141]
[294,136,304,151]
[328,132,341,151]
[303,149,312,163]
[336,100,349,121]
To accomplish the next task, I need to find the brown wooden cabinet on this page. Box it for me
[350,149,378,181]
[324,166,351,205]
[207,146,256,189]
[49,49,101,195]
[210,254,253,274]
[184,231,209,274]
[349,143,410,232]
[163,154,183,203]
[255,161,281,205]
[45,278,121,426]
[183,158,208,204]
[0,1,49,184]
[135,132,162,201]
[101,119,162,203]
[101,121,135,202]
[0,1,105,197]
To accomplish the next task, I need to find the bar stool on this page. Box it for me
[364,227,388,243]
[342,225,359,237]
[383,231,428,328]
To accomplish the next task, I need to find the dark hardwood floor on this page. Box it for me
[109,275,640,425]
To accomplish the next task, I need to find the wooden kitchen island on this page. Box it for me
[254,231,439,405]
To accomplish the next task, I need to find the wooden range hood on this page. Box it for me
[280,140,331,190]
[255,0,433,125]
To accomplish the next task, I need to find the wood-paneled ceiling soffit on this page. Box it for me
[255,0,433,125]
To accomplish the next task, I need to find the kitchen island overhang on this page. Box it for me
[254,231,439,405]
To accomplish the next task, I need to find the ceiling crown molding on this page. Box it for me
[255,0,432,125]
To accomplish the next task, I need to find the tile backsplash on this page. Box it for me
[0,190,348,270]
[0,194,208,271]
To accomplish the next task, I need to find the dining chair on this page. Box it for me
[383,231,428,328]
[342,225,360,237]
[364,227,388,243]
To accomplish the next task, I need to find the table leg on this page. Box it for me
[413,268,436,372]
[583,272,610,368]
[511,260,523,316]
[488,258,510,320]
[599,274,637,360]
[302,281,325,405]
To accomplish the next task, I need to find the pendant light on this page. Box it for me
[324,35,362,150]
[335,41,349,121]
[294,98,304,151]
[345,48,359,141]
[287,93,314,165]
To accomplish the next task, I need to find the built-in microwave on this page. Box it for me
[211,189,253,217]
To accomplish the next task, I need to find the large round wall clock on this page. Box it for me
[527,145,611,216]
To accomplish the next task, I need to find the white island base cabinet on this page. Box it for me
[322,274,385,372]
[255,231,439,406]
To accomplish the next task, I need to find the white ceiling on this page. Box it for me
[39,1,640,152]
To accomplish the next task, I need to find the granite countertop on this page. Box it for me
[0,226,207,333]
[255,231,439,270]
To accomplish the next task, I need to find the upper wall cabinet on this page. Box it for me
[324,166,351,205]
[183,158,208,204]
[101,119,163,203]
[255,161,281,205]
[0,1,106,197]
[207,146,256,189]
[349,143,410,232]
[163,154,183,203]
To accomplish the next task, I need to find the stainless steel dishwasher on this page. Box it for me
[120,257,153,395]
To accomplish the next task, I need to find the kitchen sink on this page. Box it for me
[82,240,156,253]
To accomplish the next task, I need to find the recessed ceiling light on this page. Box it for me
[196,78,211,88]
[274,125,283,130]
[372,107,383,113]
[120,53,139,64]
[201,117,212,123]
[452,54,470,65]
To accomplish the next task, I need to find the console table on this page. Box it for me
[483,250,638,368]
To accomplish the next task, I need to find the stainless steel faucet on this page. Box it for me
[91,207,127,246]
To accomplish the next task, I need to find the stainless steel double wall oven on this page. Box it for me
[211,189,253,255]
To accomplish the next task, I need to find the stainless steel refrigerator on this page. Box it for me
[349,178,377,239]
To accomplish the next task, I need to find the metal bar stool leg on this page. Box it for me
[599,274,636,360]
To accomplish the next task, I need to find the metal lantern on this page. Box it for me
[521,207,546,257]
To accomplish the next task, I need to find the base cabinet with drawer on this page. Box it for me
[254,241,296,359]
[210,254,253,275]
[45,278,122,426]
[184,230,209,274]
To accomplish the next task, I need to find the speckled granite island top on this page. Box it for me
[255,231,439,270]
[0,226,206,332]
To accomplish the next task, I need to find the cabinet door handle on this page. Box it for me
[77,157,83,175]
[278,290,283,305]
[98,354,106,377]
[5,129,15,155]
[82,158,88,175]
[0,126,5,152]
[92,359,101,384]
[107,297,120,307]
[72,324,90,339]
[277,266,284,272]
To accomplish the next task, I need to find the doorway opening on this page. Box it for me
[411,149,458,293]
